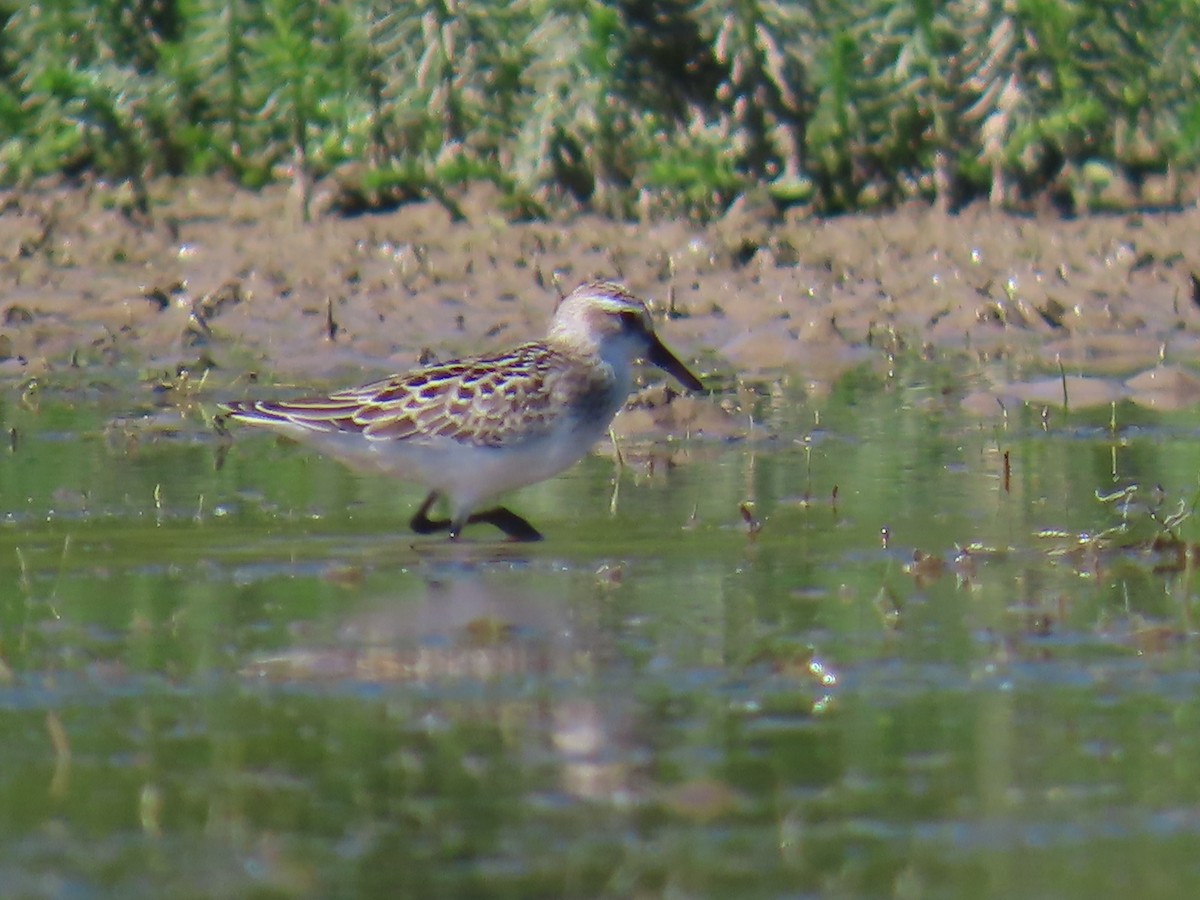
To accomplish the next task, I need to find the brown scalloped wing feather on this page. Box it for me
[225,344,586,448]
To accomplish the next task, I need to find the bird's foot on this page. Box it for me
[410,493,542,542]
[465,506,543,542]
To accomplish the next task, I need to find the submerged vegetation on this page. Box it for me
[1,0,1199,218]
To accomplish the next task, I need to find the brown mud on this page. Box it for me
[3,180,1200,422]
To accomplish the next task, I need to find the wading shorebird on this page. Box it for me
[220,280,704,541]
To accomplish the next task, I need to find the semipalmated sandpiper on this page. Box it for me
[221,280,703,541]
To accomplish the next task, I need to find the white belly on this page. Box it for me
[273,412,609,511]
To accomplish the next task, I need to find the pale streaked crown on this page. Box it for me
[547,280,656,354]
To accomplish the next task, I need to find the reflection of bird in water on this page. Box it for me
[243,572,633,802]
[221,281,703,541]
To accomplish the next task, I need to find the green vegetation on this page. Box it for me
[1,0,1198,218]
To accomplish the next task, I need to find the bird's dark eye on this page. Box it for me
[619,310,643,330]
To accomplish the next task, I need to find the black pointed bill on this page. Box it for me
[647,335,704,391]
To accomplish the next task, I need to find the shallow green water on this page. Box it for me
[4,360,1200,898]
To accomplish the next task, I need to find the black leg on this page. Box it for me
[464,506,544,542]
[411,493,542,541]
[410,492,452,535]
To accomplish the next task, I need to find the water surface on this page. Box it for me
[3,358,1200,898]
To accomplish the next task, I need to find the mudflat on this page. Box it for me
[2,180,1198,406]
